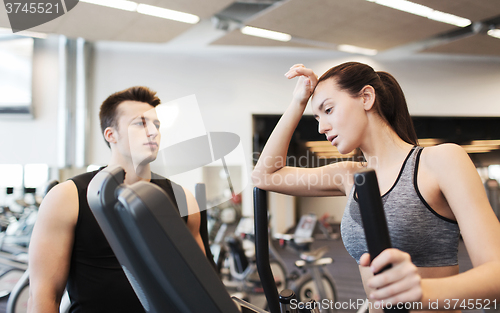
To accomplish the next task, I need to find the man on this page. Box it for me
[28,86,205,313]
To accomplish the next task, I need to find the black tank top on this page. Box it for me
[67,169,188,313]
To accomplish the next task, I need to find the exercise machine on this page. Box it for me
[86,166,400,313]
[87,165,320,313]
[87,166,253,313]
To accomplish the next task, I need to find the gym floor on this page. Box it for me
[0,238,482,313]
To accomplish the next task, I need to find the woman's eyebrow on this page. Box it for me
[317,98,330,112]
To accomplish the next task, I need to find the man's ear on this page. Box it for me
[104,127,117,145]
[360,85,376,111]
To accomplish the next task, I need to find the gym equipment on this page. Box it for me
[275,214,337,313]
[224,234,287,304]
[5,269,70,313]
[254,190,336,313]
[206,196,242,274]
[253,187,281,313]
[87,165,242,313]
[194,183,217,270]
[84,166,400,313]
[206,194,242,274]
[354,169,409,313]
[0,180,58,251]
[87,166,319,313]
[223,220,288,305]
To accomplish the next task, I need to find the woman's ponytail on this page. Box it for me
[376,71,418,146]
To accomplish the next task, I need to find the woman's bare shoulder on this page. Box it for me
[419,143,471,171]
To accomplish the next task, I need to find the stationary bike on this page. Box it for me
[275,214,337,313]
[222,217,288,305]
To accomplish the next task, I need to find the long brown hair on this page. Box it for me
[317,62,418,146]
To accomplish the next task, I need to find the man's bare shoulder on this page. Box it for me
[38,180,79,224]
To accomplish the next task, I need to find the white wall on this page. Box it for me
[0,36,60,166]
[88,43,500,217]
[299,196,348,223]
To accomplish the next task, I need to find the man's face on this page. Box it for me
[113,100,161,167]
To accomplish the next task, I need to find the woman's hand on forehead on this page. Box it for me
[285,64,319,106]
[285,64,318,82]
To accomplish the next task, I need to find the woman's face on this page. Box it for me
[310,78,369,155]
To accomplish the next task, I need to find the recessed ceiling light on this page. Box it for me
[366,0,471,27]
[471,140,500,146]
[367,0,431,17]
[241,26,291,42]
[136,4,200,24]
[305,141,331,147]
[417,138,444,147]
[314,152,357,158]
[487,29,500,39]
[427,11,471,27]
[338,44,377,56]
[461,145,495,153]
[80,0,138,12]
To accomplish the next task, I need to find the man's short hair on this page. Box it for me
[99,86,161,147]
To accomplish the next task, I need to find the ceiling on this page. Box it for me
[0,0,500,56]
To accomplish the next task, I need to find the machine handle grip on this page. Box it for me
[354,169,409,313]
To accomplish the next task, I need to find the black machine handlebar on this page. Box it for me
[354,169,409,313]
[253,187,281,313]
[354,169,392,264]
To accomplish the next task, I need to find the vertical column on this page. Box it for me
[268,192,295,236]
[57,36,93,171]
[75,37,92,168]
[57,35,68,169]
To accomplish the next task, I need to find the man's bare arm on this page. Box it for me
[28,181,79,313]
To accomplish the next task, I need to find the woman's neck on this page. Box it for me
[359,116,414,171]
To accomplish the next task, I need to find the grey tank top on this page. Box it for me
[341,146,460,267]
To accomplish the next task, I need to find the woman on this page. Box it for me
[251,62,500,310]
